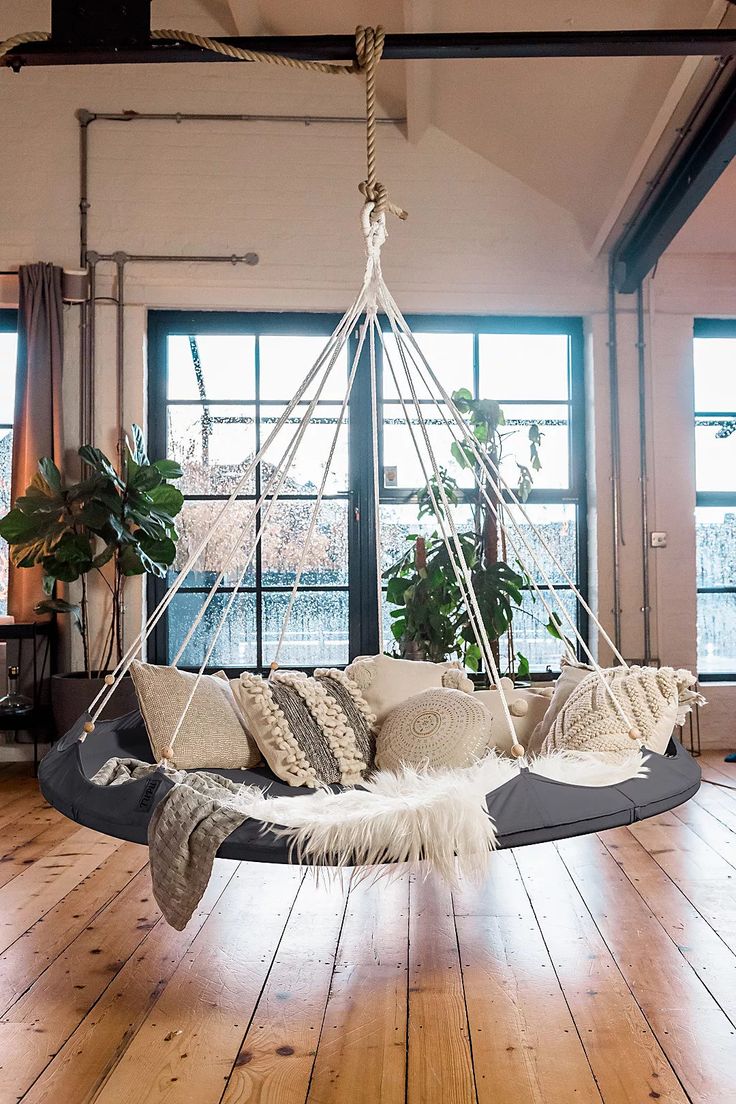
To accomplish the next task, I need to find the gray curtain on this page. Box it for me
[9,263,64,622]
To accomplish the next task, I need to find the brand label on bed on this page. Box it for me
[138,778,162,810]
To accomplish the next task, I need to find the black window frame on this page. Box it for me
[0,309,18,618]
[147,310,587,677]
[693,316,736,682]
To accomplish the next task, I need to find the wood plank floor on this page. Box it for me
[1,752,735,1104]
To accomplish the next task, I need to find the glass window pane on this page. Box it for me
[698,592,736,675]
[380,501,474,574]
[382,405,473,489]
[695,417,736,492]
[167,335,255,401]
[262,405,348,493]
[0,333,17,422]
[261,500,348,586]
[167,591,257,668]
[170,501,256,588]
[167,404,257,495]
[696,507,736,588]
[502,504,577,586]
[479,333,569,401]
[382,332,473,400]
[512,589,578,672]
[694,337,736,413]
[262,590,349,667]
[499,403,570,490]
[260,335,347,401]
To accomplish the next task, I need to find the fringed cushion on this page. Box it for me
[233,668,376,788]
[345,654,474,727]
[541,665,704,758]
[376,687,492,771]
[129,661,260,770]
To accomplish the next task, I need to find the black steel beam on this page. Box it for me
[614,65,736,292]
[3,29,736,68]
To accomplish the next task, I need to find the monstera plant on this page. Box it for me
[0,425,183,677]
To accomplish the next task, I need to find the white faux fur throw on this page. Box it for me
[93,749,647,927]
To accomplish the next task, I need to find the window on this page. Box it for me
[0,310,17,615]
[694,319,736,679]
[148,312,586,674]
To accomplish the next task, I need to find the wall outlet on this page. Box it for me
[383,465,398,488]
[650,531,667,548]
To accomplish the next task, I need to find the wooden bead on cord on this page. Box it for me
[511,742,525,758]
[104,674,115,686]
[628,727,641,742]
[162,746,175,761]
[83,720,95,733]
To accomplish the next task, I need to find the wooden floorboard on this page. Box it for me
[3,766,736,1104]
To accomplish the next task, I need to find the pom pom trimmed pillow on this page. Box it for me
[376,687,492,771]
[234,669,376,788]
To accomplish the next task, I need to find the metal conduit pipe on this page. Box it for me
[637,283,653,664]
[607,256,624,655]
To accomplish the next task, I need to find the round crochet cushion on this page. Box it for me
[376,687,492,772]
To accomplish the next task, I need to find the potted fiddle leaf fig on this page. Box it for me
[0,425,183,733]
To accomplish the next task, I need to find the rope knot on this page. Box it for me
[354,25,385,72]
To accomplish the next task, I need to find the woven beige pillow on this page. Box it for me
[345,654,473,727]
[130,661,260,770]
[376,687,492,772]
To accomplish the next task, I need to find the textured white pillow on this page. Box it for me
[345,654,473,727]
[541,665,703,758]
[526,658,603,757]
[376,687,492,772]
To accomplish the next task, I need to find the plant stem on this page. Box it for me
[80,573,90,676]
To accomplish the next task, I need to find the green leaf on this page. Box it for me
[53,532,93,564]
[153,459,183,480]
[131,465,162,493]
[516,652,530,680]
[37,457,62,492]
[40,556,85,583]
[450,440,472,470]
[386,576,409,605]
[78,445,123,488]
[0,507,46,544]
[130,423,149,466]
[92,544,116,569]
[147,483,184,518]
[34,597,82,632]
[546,613,564,641]
[118,544,146,576]
[137,534,177,567]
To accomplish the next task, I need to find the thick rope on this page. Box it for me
[0,31,50,60]
[150,29,357,76]
[354,26,408,222]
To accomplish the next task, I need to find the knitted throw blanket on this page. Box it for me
[92,750,647,930]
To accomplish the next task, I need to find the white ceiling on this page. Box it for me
[156,0,736,256]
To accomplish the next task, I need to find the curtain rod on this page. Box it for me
[3,29,736,68]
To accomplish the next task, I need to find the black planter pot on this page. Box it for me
[51,672,137,740]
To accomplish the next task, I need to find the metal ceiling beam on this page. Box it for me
[613,64,736,292]
[4,29,736,68]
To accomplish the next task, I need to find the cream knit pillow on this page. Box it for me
[233,669,376,788]
[376,687,492,772]
[130,661,260,770]
[345,654,474,727]
[541,665,704,758]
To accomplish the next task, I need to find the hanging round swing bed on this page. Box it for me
[29,24,700,874]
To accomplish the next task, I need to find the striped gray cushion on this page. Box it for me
[233,669,377,788]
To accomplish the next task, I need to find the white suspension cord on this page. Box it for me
[162,323,362,759]
[378,300,522,755]
[368,313,385,653]
[84,284,369,731]
[378,322,492,692]
[382,284,629,669]
[380,295,639,738]
[271,315,370,668]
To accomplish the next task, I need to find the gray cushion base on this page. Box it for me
[38,709,701,865]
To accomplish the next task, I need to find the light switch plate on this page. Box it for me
[384,465,398,488]
[650,531,667,548]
